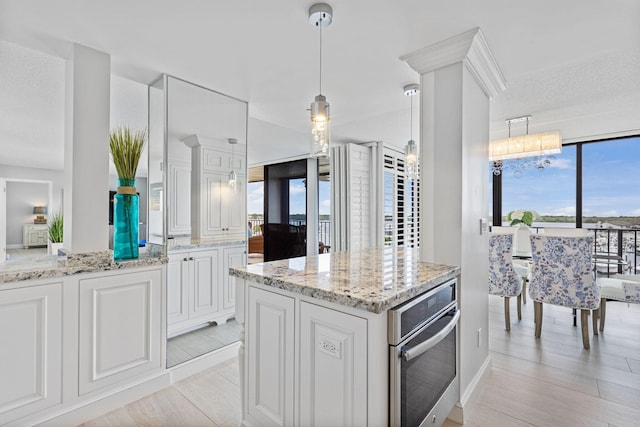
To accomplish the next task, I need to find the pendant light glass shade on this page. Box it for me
[228,170,237,191]
[228,138,238,191]
[405,140,418,180]
[310,94,330,157]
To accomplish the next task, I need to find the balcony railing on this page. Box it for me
[248,218,332,247]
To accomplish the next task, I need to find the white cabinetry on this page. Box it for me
[78,269,162,395]
[23,224,48,248]
[223,245,245,310]
[299,301,368,427]
[167,245,243,337]
[0,282,62,424]
[243,285,374,427]
[0,265,165,426]
[182,135,247,241]
[247,287,294,427]
[167,162,191,236]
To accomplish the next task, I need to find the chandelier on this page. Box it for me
[489,115,562,178]
[403,84,419,180]
[308,3,333,158]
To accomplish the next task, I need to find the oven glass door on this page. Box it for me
[393,308,458,427]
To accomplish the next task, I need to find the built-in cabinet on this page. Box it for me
[0,266,165,426]
[167,244,244,337]
[0,281,62,424]
[244,284,380,427]
[23,223,48,248]
[78,269,163,395]
[182,135,247,242]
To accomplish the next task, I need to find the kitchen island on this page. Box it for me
[230,246,460,427]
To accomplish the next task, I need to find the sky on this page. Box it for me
[499,136,640,217]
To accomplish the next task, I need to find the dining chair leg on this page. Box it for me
[592,308,598,336]
[517,294,522,320]
[580,309,590,350]
[504,297,511,331]
[599,298,606,332]
[534,301,543,338]
[522,279,527,304]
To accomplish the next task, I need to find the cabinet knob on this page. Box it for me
[183,257,188,262]
[189,257,195,261]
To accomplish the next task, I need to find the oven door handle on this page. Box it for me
[401,309,460,362]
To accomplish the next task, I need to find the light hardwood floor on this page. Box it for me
[82,295,640,426]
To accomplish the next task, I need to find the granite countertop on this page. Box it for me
[229,246,460,314]
[0,250,167,285]
[167,236,246,252]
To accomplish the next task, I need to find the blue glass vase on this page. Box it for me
[113,177,139,260]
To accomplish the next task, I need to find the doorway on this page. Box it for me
[264,159,307,262]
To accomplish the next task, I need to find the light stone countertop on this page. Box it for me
[167,237,246,252]
[0,250,167,285]
[229,246,460,314]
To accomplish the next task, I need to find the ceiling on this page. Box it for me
[0,0,639,171]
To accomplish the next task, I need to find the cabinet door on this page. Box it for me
[247,287,294,427]
[168,163,191,236]
[201,172,225,237]
[299,302,368,427]
[225,174,247,239]
[79,269,162,395]
[0,283,62,424]
[223,245,245,310]
[189,249,220,320]
[167,255,189,327]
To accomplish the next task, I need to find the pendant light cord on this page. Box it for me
[319,21,323,95]
[410,94,413,140]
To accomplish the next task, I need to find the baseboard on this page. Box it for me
[6,243,25,250]
[448,354,492,424]
[169,341,241,383]
[30,370,171,427]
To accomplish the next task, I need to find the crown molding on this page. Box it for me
[400,28,506,98]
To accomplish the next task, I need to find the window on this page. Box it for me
[501,145,576,227]
[383,149,419,247]
[582,137,640,226]
[493,135,640,228]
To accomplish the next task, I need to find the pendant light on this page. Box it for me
[308,3,333,158]
[404,84,419,180]
[228,138,238,192]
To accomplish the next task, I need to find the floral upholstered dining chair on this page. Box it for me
[488,233,522,331]
[529,233,600,349]
[596,274,640,331]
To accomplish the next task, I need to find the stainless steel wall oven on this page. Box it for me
[388,278,459,427]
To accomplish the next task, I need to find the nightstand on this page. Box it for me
[23,224,49,248]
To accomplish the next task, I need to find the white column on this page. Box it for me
[64,44,110,252]
[401,28,505,423]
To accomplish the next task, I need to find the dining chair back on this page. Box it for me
[529,234,600,349]
[489,233,523,331]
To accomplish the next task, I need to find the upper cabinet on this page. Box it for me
[182,135,247,241]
